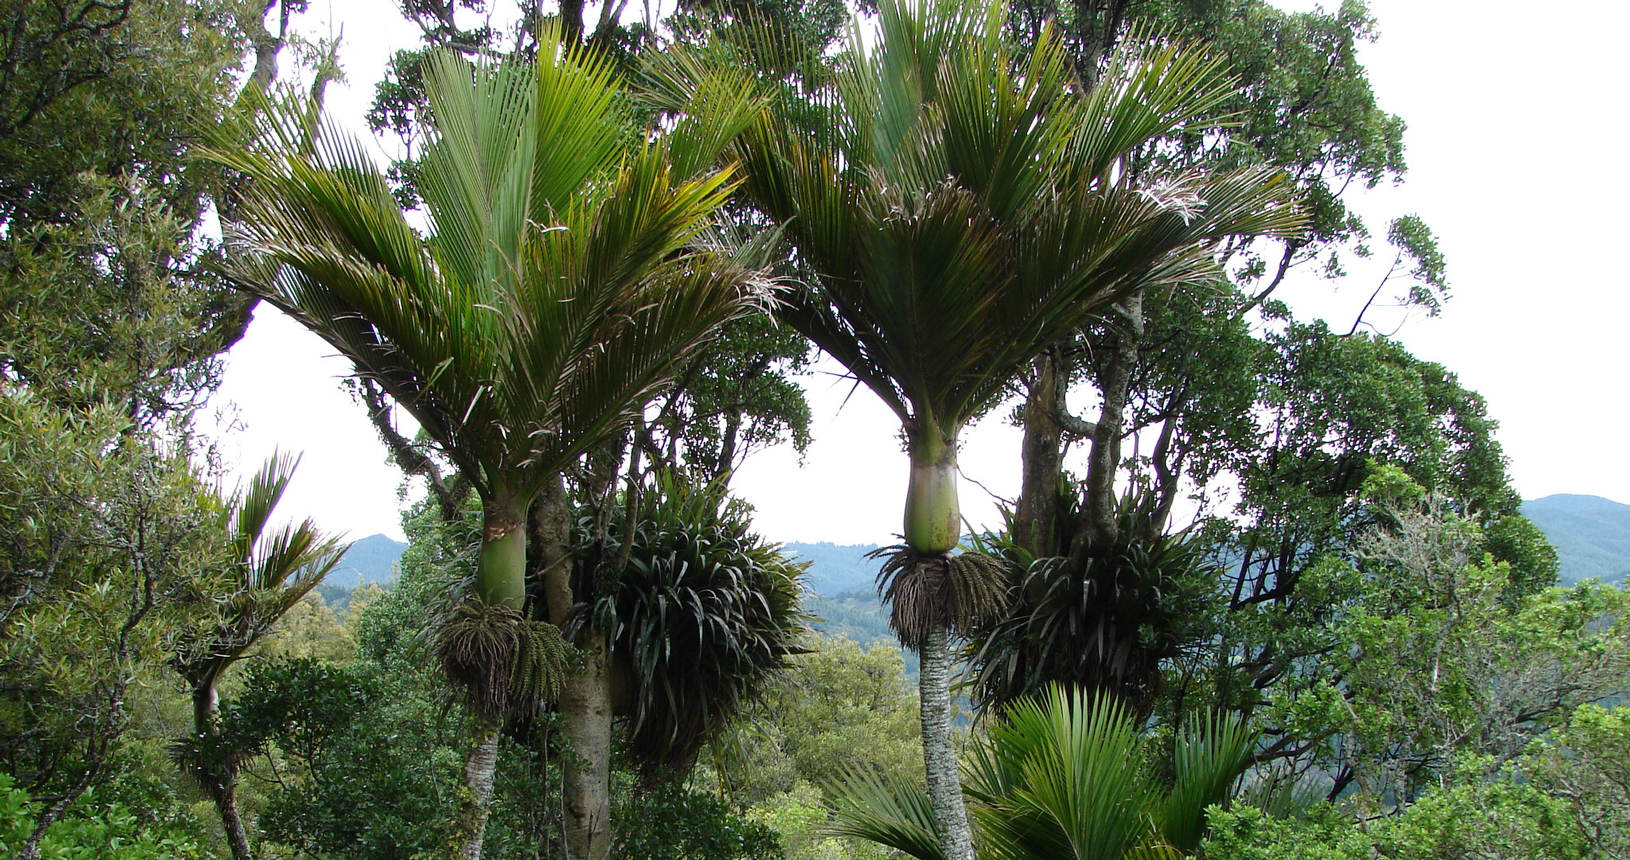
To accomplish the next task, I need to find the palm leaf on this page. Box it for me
[1159,710,1255,852]
[204,45,763,510]
[972,687,1161,860]
[827,767,944,860]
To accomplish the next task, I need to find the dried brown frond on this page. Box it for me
[873,546,1012,651]
[945,551,1009,636]
[435,599,521,724]
[873,546,938,651]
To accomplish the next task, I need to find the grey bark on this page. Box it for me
[1072,293,1144,558]
[919,625,975,860]
[1013,352,1066,557]
[457,726,502,860]
[558,637,613,860]
[533,477,613,860]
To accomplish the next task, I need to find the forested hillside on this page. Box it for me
[325,533,408,587]
[1524,494,1630,584]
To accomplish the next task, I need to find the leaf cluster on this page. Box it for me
[828,686,1256,860]
[207,43,765,509]
[717,0,1304,436]
[576,472,810,776]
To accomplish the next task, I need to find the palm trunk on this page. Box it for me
[453,495,530,860]
[456,726,503,860]
[479,496,527,610]
[919,624,975,860]
[193,684,253,860]
[905,422,960,554]
[903,423,975,860]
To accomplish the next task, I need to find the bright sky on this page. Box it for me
[210,0,1630,545]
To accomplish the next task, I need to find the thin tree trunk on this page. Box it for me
[17,769,94,860]
[451,496,530,859]
[919,625,975,860]
[1013,352,1065,557]
[193,684,253,860]
[532,477,614,860]
[1072,293,1143,558]
[558,636,613,860]
[456,725,503,860]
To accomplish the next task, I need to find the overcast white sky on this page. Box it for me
[209,0,1630,544]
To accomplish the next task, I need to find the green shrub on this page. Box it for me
[0,772,209,860]
[614,781,784,860]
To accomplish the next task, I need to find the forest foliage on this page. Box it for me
[0,1,1624,860]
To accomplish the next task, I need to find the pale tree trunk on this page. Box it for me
[1072,293,1144,559]
[919,625,975,860]
[532,477,614,860]
[457,726,503,860]
[904,422,961,554]
[452,496,529,860]
[558,636,613,860]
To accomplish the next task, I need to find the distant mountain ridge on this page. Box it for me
[781,541,881,595]
[314,495,1628,596]
[1522,494,1630,585]
[326,533,407,588]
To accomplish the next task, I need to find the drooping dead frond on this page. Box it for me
[873,545,940,652]
[945,551,1009,635]
[874,546,1012,651]
[436,599,521,724]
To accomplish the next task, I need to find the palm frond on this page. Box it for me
[826,767,944,860]
[204,46,762,513]
[711,0,1308,446]
[1159,710,1255,852]
[973,687,1161,860]
[174,456,349,688]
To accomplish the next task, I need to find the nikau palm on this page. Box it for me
[706,2,1306,857]
[206,42,764,860]
[172,454,347,860]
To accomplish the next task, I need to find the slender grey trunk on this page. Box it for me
[457,726,502,860]
[1014,352,1065,557]
[559,638,613,860]
[1072,293,1144,559]
[533,477,614,860]
[193,684,253,860]
[919,625,975,860]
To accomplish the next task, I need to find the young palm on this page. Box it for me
[204,43,763,860]
[172,453,348,860]
[702,2,1305,857]
[829,687,1257,860]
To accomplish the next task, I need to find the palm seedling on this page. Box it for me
[203,41,765,860]
[171,453,348,860]
[656,1,1305,856]
[829,686,1257,860]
